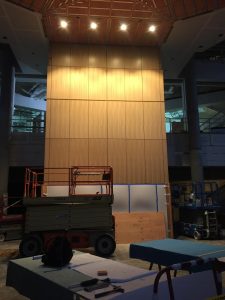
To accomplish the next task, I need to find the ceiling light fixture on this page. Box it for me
[120,23,127,31]
[60,20,68,29]
[148,25,156,32]
[90,22,98,30]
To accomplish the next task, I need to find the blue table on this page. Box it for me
[130,238,225,271]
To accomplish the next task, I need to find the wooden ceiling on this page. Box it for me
[6,0,225,46]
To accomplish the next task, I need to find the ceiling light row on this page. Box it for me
[60,20,156,32]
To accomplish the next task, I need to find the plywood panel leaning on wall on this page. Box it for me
[114,212,166,243]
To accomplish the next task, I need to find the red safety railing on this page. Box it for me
[24,166,113,198]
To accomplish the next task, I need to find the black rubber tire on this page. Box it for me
[19,234,43,257]
[94,234,116,257]
[0,233,6,242]
[193,231,202,240]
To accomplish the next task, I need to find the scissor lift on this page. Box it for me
[19,166,116,257]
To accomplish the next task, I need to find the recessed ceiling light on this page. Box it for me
[60,20,68,29]
[120,23,127,31]
[148,25,156,32]
[90,22,98,30]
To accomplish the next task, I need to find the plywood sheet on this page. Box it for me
[89,139,107,166]
[69,139,89,166]
[108,139,127,183]
[142,69,161,102]
[107,69,125,101]
[70,100,89,138]
[108,101,125,138]
[89,101,107,138]
[51,43,70,67]
[114,212,166,243]
[70,44,89,67]
[126,140,145,183]
[125,102,144,139]
[51,66,70,99]
[89,45,106,68]
[107,46,125,69]
[145,140,165,183]
[70,67,88,100]
[49,139,69,168]
[124,70,142,101]
[143,102,163,139]
[49,100,69,138]
[141,47,160,70]
[89,68,107,100]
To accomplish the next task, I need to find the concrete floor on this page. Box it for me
[1,237,225,300]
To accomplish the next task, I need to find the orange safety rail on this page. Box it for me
[24,166,113,198]
[70,166,113,196]
[24,168,44,198]
[24,168,31,197]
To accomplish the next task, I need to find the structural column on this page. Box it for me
[0,46,16,196]
[184,58,203,183]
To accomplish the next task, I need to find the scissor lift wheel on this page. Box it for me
[0,233,6,242]
[19,234,43,257]
[94,234,116,257]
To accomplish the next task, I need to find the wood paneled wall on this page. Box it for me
[46,43,168,184]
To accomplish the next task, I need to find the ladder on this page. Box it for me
[205,210,218,239]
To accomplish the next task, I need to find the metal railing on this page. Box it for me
[24,166,113,198]
[171,182,220,208]
[200,111,225,132]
